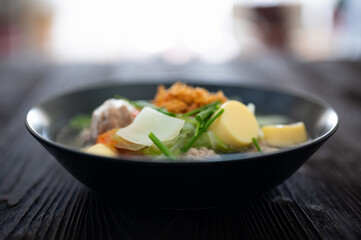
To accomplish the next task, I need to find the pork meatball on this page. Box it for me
[91,99,138,139]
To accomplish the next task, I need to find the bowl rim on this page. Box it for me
[25,79,339,165]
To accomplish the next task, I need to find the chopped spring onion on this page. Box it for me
[181,109,224,152]
[114,95,175,117]
[148,132,176,160]
[195,121,200,136]
[203,109,224,130]
[182,100,221,117]
[132,100,176,117]
[195,108,215,122]
[252,137,262,152]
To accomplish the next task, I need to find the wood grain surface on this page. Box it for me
[0,56,360,239]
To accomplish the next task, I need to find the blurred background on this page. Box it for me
[0,0,360,64]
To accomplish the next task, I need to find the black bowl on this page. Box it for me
[26,81,338,209]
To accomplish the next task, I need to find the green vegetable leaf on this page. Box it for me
[193,131,231,153]
[69,114,91,130]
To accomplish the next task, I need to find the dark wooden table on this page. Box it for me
[1,55,361,239]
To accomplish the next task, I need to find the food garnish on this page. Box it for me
[153,82,227,113]
[148,132,176,160]
[181,108,224,152]
[252,137,262,152]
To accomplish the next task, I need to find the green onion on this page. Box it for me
[131,100,154,108]
[195,121,200,136]
[180,135,199,153]
[114,94,129,100]
[114,95,176,117]
[182,100,221,117]
[133,100,176,116]
[195,108,215,122]
[252,137,262,152]
[181,109,224,152]
[148,132,176,160]
[203,109,224,130]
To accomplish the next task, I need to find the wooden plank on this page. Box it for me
[0,60,360,239]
